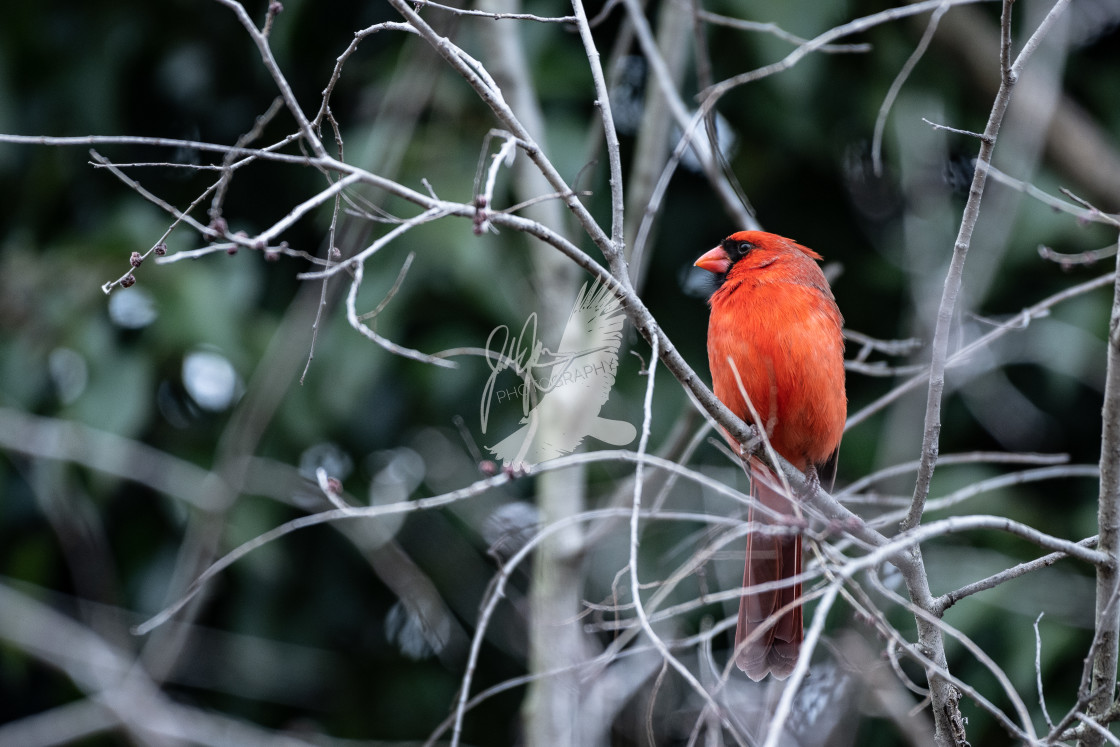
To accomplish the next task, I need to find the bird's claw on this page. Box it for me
[798,465,822,500]
[734,425,763,460]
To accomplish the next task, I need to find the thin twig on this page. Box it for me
[210,96,285,223]
[345,245,457,369]
[872,2,951,175]
[313,22,419,128]
[847,271,1117,430]
[625,335,749,744]
[258,172,363,245]
[210,0,328,159]
[922,117,992,141]
[700,0,995,105]
[689,5,871,53]
[1034,612,1056,730]
[978,162,1120,227]
[935,536,1099,613]
[1039,244,1118,267]
[571,0,625,255]
[408,0,576,22]
[357,252,416,321]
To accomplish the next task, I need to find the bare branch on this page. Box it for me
[1087,230,1120,743]
[976,162,1120,227]
[210,0,327,158]
[700,0,995,105]
[345,241,457,369]
[848,271,1117,431]
[571,0,625,254]
[873,3,951,175]
[936,536,1099,613]
[921,116,992,142]
[689,6,871,53]
[409,0,576,22]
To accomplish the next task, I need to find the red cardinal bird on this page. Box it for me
[695,230,846,681]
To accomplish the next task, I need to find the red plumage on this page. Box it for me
[695,230,846,680]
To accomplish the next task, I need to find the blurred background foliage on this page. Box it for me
[2,0,1120,744]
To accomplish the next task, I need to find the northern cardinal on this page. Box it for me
[694,231,846,680]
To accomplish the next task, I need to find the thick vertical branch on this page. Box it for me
[898,6,1015,743]
[1085,232,1120,746]
[903,0,1012,532]
[903,0,1073,526]
[475,3,589,745]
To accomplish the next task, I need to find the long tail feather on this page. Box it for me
[735,464,802,681]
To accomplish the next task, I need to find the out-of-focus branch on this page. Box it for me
[906,0,1072,529]
[623,0,692,288]
[475,0,593,742]
[699,0,992,106]
[619,0,752,242]
[872,2,950,175]
[925,0,1120,211]
[0,582,323,747]
[847,270,1116,430]
[0,408,225,512]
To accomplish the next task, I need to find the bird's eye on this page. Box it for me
[720,237,755,260]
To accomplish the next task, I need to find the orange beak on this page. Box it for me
[694,245,731,274]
